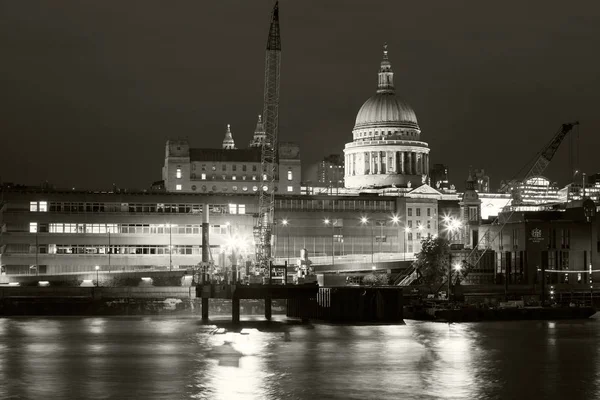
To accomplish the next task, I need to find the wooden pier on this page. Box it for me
[197,283,319,323]
[197,284,404,324]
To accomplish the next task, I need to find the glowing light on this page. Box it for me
[453,263,462,271]
[223,234,254,256]
[391,215,400,224]
[324,218,330,225]
[38,281,50,286]
[404,227,411,233]
[417,224,424,231]
[95,265,100,271]
[281,219,288,226]
[371,266,376,270]
[360,217,368,224]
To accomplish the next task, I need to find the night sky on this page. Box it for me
[1,1,599,191]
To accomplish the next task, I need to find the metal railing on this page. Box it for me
[273,252,415,266]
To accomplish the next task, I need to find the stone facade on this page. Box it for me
[344,45,430,189]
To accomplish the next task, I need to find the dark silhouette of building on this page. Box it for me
[317,154,344,188]
[430,164,449,190]
[474,169,490,193]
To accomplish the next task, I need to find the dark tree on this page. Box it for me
[414,236,450,285]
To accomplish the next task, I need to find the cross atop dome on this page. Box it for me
[378,43,394,93]
[222,124,235,150]
[249,114,266,148]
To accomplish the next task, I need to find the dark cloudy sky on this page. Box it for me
[1,1,599,191]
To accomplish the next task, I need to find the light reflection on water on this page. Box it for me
[0,317,599,399]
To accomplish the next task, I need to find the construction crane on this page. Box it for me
[398,122,579,288]
[510,122,579,206]
[254,1,281,273]
[460,121,579,280]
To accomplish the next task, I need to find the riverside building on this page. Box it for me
[0,188,443,277]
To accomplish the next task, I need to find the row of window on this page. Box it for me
[407,207,434,217]
[27,202,243,214]
[198,164,260,172]
[44,223,237,235]
[406,220,433,229]
[178,166,294,180]
[31,222,239,234]
[30,201,48,212]
[276,199,395,212]
[175,184,294,193]
[41,244,205,255]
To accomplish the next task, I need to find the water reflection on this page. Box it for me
[0,317,599,399]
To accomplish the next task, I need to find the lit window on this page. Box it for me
[252,176,257,181]
[175,184,182,191]
[239,204,246,214]
[263,174,267,180]
[232,176,236,180]
[39,201,47,212]
[29,222,38,233]
[242,187,248,192]
[287,186,293,192]
[229,204,237,214]
[253,186,258,192]
[30,202,38,212]
[176,167,182,179]
[201,173,206,180]
[263,185,268,191]
[287,170,293,181]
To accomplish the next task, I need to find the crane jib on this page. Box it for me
[462,122,579,278]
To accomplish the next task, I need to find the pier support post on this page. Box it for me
[265,297,272,321]
[202,297,209,321]
[232,297,240,324]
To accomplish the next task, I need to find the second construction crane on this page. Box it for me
[255,1,281,272]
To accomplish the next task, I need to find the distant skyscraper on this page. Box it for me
[430,164,449,190]
[474,169,490,193]
[317,154,344,187]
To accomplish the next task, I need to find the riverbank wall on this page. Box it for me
[0,287,286,316]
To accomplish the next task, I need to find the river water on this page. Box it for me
[1,316,599,400]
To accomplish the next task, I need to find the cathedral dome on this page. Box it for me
[344,44,430,190]
[354,93,419,130]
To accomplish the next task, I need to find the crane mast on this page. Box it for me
[255,1,281,272]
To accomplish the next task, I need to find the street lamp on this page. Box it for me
[95,265,100,287]
[281,219,290,266]
[360,216,374,264]
[404,227,411,261]
[324,218,334,265]
[443,216,462,243]
[391,215,400,257]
